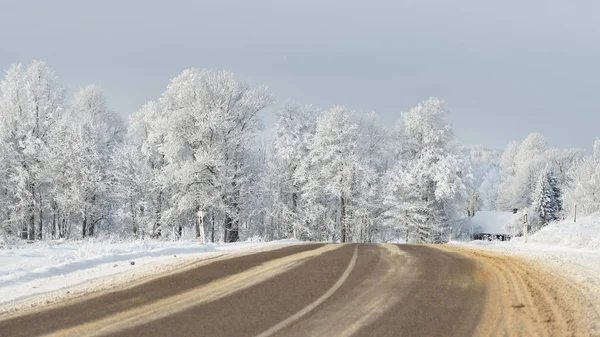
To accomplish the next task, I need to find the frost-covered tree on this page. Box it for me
[114,101,168,239]
[511,133,549,209]
[353,112,391,242]
[594,138,600,159]
[267,103,319,239]
[385,98,470,243]
[532,167,562,228]
[44,86,123,238]
[295,106,366,242]
[496,141,519,211]
[498,134,580,217]
[461,145,502,211]
[128,69,274,242]
[0,61,65,239]
[564,141,600,216]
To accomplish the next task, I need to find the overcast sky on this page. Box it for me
[1,0,599,150]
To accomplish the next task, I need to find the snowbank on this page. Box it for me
[462,214,600,250]
[0,238,301,312]
[525,215,600,249]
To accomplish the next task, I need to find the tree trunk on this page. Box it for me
[290,191,298,238]
[51,203,57,240]
[89,215,95,237]
[37,191,43,241]
[340,196,347,243]
[130,194,138,237]
[153,191,162,237]
[82,213,88,238]
[195,206,201,238]
[138,204,145,237]
[211,210,215,243]
[27,183,35,240]
[196,208,206,244]
[60,217,67,239]
[224,181,241,243]
[224,213,237,243]
[88,196,97,237]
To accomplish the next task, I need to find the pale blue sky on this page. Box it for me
[1,0,599,149]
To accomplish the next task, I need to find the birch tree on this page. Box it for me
[0,61,65,239]
[295,106,365,242]
[385,98,470,243]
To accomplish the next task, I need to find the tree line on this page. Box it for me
[2,61,595,244]
[0,61,473,243]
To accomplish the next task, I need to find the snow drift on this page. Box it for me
[526,215,600,249]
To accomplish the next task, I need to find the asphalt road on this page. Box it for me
[0,243,589,337]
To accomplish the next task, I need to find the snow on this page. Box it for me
[524,215,600,249]
[454,214,600,271]
[0,238,301,315]
[453,215,600,331]
[469,211,520,234]
[452,239,600,316]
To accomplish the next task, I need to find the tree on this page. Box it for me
[385,98,470,243]
[353,112,391,242]
[44,86,123,239]
[564,153,600,216]
[532,167,562,228]
[267,103,319,240]
[114,101,168,239]
[497,141,519,211]
[148,69,273,242]
[295,106,365,242]
[0,61,65,240]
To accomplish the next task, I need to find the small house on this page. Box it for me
[469,211,521,241]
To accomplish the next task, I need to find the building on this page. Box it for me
[469,211,521,241]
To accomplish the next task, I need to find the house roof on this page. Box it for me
[470,211,521,234]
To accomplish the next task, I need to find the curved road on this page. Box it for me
[0,244,590,337]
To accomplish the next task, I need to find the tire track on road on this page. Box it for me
[108,244,357,337]
[254,245,359,337]
[0,244,326,337]
[41,244,343,337]
[273,244,411,337]
[443,246,590,337]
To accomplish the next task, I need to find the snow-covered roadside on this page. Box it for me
[452,240,600,286]
[452,240,600,332]
[0,239,300,316]
[451,217,600,331]
[453,215,600,286]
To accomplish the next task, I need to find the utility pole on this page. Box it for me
[198,210,206,244]
[574,204,577,223]
[523,209,528,244]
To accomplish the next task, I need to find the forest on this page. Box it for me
[0,61,596,244]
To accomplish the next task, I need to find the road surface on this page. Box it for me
[0,243,590,337]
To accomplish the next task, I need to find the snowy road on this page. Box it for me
[0,243,592,337]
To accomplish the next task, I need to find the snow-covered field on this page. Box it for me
[0,238,300,315]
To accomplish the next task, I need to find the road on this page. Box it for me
[0,243,590,337]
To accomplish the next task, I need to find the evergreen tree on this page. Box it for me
[532,167,561,227]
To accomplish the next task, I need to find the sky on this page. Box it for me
[0,0,599,150]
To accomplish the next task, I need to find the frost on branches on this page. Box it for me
[531,167,562,228]
[385,98,471,243]
[12,60,597,244]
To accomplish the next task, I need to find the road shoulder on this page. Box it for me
[440,245,592,336]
